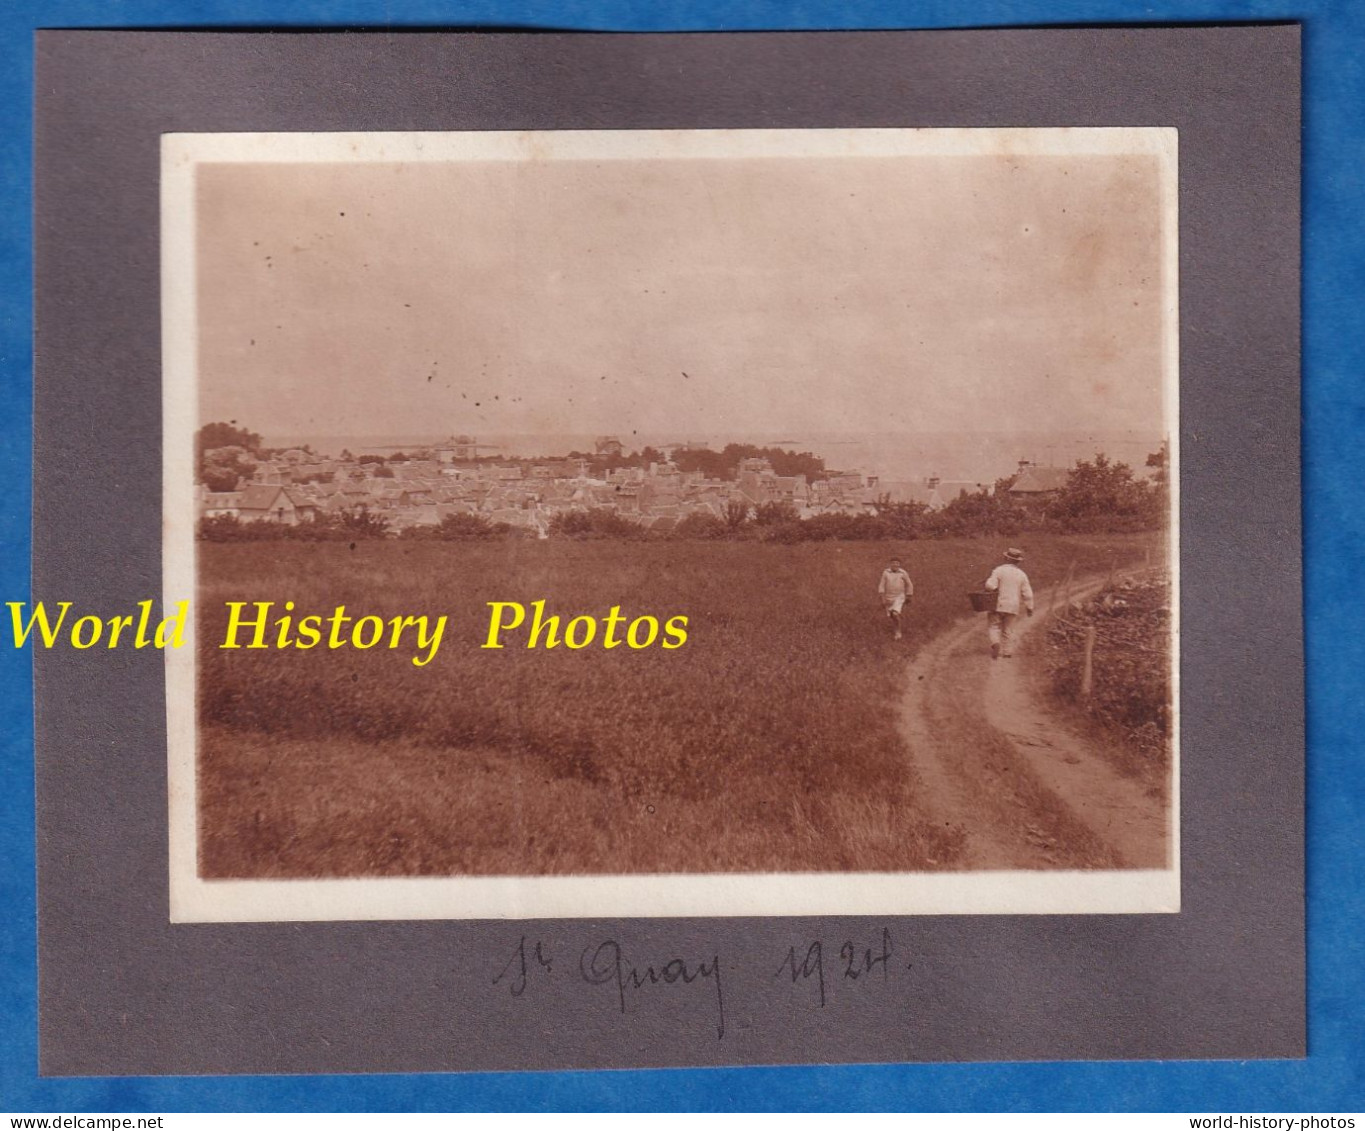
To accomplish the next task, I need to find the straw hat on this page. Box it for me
[1004,547,1025,562]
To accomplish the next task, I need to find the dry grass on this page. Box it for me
[197,535,1153,877]
[1037,569,1174,798]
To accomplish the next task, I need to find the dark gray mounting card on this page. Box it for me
[34,28,1301,1074]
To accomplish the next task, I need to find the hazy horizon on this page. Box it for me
[256,427,1165,483]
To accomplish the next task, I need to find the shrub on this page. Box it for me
[548,508,644,539]
[670,513,730,540]
[196,510,391,542]
[434,512,507,539]
[1043,572,1173,778]
[754,501,800,526]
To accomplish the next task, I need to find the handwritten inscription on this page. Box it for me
[493,934,724,1038]
[774,928,904,1009]
[581,940,725,1039]
[493,928,911,1039]
[492,934,554,998]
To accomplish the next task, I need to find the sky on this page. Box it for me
[194,144,1169,446]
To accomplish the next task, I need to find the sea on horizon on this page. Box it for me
[263,430,1165,486]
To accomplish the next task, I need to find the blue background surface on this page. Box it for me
[2,0,1358,1114]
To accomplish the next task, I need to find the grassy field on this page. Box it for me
[197,533,1157,877]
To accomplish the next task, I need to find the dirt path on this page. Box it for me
[899,577,1169,871]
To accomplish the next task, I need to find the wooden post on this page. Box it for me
[1080,625,1097,703]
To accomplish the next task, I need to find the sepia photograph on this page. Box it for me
[162,128,1179,920]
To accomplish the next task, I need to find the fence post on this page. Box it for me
[1080,625,1097,703]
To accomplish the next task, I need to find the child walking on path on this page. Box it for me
[878,556,914,641]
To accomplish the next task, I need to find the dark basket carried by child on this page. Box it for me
[967,589,997,613]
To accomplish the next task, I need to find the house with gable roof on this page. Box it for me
[1008,461,1071,507]
[233,484,318,525]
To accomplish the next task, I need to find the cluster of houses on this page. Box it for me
[199,437,1066,537]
